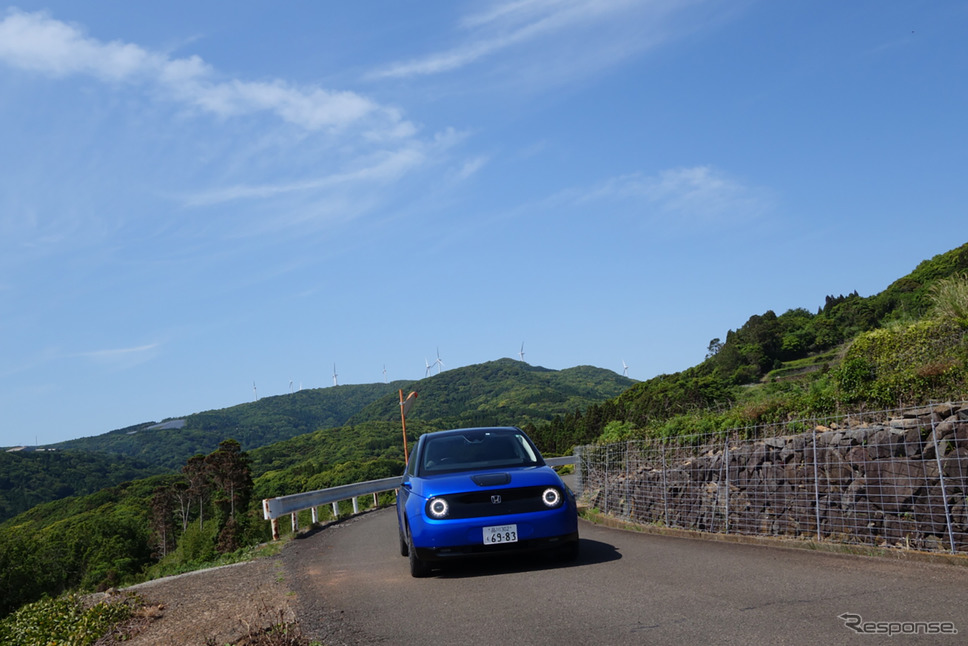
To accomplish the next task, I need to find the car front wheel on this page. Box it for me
[398,524,409,557]
[407,524,432,578]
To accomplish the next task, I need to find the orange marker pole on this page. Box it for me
[399,390,417,466]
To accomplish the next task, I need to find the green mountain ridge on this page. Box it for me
[0,359,633,524]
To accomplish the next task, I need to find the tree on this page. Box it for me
[706,338,723,359]
[205,439,252,521]
[182,455,210,530]
[205,439,253,553]
[149,485,176,559]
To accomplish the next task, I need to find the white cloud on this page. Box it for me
[0,9,413,136]
[0,9,153,80]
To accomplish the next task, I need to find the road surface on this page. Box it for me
[282,507,967,645]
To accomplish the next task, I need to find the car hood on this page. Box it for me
[408,466,564,499]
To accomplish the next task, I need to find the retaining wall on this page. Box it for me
[578,402,968,553]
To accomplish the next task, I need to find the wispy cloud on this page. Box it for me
[455,155,489,181]
[560,166,774,228]
[0,9,413,136]
[368,0,713,81]
[181,146,431,207]
[74,343,161,369]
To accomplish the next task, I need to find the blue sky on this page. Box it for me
[1,1,966,446]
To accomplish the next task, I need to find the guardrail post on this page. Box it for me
[373,492,379,507]
[311,507,319,525]
[331,502,339,519]
[271,518,280,541]
[291,513,298,533]
[353,497,360,514]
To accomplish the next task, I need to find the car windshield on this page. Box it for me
[419,430,542,475]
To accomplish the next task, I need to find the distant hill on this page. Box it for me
[45,361,633,470]
[3,361,632,523]
[348,359,635,428]
[48,381,407,471]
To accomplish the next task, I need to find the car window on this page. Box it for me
[405,445,418,477]
[419,430,541,475]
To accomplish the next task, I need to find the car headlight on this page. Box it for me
[541,487,562,508]
[427,497,450,519]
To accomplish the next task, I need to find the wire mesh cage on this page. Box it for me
[576,402,968,555]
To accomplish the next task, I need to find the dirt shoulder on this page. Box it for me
[102,556,296,645]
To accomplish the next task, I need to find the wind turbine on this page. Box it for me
[253,381,258,401]
[383,364,388,383]
[622,360,630,377]
[432,347,444,374]
[425,358,432,377]
[519,342,526,362]
[289,379,294,395]
[332,364,339,387]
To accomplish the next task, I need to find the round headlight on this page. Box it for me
[541,487,562,508]
[427,497,450,519]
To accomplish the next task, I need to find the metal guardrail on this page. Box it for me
[262,456,576,540]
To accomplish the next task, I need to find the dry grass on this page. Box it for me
[930,272,968,325]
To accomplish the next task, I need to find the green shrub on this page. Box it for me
[0,594,133,646]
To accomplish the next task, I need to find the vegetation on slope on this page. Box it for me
[50,382,407,470]
[527,244,968,451]
[0,450,165,524]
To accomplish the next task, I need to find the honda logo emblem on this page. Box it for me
[491,495,502,504]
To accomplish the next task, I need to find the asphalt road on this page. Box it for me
[283,507,967,645]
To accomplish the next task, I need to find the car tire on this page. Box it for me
[407,525,432,578]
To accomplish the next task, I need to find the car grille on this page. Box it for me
[441,486,560,519]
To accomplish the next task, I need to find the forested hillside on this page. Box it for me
[348,360,634,428]
[49,382,407,470]
[527,242,968,453]
[0,451,164,523]
[0,382,407,524]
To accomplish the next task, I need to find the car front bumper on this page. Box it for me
[407,503,579,562]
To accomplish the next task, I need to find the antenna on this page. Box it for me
[332,364,339,387]
[432,347,444,374]
[519,342,526,361]
[622,360,629,377]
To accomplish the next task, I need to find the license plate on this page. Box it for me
[483,524,518,545]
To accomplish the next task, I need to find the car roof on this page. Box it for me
[420,426,522,439]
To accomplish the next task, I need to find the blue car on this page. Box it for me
[396,426,579,577]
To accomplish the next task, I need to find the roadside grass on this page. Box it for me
[145,537,288,581]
